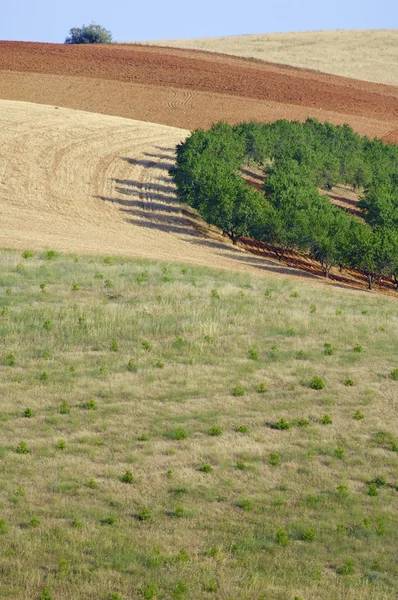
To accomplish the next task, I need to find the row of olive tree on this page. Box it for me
[169,119,398,290]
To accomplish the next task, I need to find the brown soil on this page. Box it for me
[0,42,397,137]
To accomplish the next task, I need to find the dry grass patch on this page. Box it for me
[0,250,397,599]
[149,29,398,86]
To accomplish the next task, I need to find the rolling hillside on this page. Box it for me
[147,29,398,86]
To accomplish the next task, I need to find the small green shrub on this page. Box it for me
[337,559,355,575]
[172,337,184,350]
[344,378,354,387]
[236,459,246,470]
[273,418,292,430]
[46,250,57,260]
[320,414,332,425]
[120,471,135,484]
[15,441,30,454]
[103,256,114,265]
[353,409,364,420]
[231,385,245,396]
[301,528,315,541]
[324,343,334,355]
[290,291,299,298]
[0,519,8,534]
[40,283,46,292]
[372,476,386,488]
[248,348,258,360]
[38,371,49,383]
[59,400,70,414]
[127,359,137,372]
[136,270,149,284]
[336,484,349,499]
[71,516,83,528]
[87,478,98,489]
[5,353,16,366]
[237,498,253,511]
[109,593,123,600]
[168,428,188,440]
[198,463,212,473]
[141,583,158,599]
[22,250,33,259]
[204,579,217,592]
[275,528,290,546]
[94,271,104,279]
[141,339,152,351]
[71,283,80,291]
[23,407,34,418]
[155,360,164,368]
[110,340,119,352]
[83,399,98,410]
[390,368,398,381]
[104,279,113,288]
[56,439,66,450]
[101,516,116,525]
[333,446,345,459]
[256,383,267,393]
[309,376,325,390]
[310,304,316,313]
[43,319,53,331]
[368,483,379,497]
[29,516,40,528]
[172,581,188,599]
[207,425,222,436]
[236,425,249,433]
[296,418,309,427]
[353,344,363,353]
[173,505,185,518]
[269,452,281,467]
[39,588,54,600]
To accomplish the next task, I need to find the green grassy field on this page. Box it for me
[0,249,397,600]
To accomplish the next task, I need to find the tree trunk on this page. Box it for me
[367,274,373,290]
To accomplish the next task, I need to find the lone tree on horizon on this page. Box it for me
[65,23,113,44]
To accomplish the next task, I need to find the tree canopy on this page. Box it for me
[65,24,113,45]
[170,119,398,290]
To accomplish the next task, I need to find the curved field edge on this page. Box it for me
[1,100,397,296]
[146,29,398,87]
[0,248,397,600]
[0,99,355,288]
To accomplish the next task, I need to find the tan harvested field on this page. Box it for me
[0,100,311,279]
[148,29,398,87]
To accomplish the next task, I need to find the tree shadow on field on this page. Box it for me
[120,156,173,171]
[112,178,176,196]
[103,155,365,285]
[154,145,176,153]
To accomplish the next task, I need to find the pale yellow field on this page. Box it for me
[0,100,305,280]
[147,29,398,86]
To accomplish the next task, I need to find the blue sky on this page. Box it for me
[2,0,397,43]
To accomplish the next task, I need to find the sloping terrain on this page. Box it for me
[148,29,398,86]
[0,41,397,285]
[0,100,307,279]
[0,41,397,137]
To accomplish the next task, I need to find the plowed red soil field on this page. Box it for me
[0,42,397,136]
